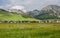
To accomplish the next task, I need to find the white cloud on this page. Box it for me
[0,6,4,9]
[10,5,25,10]
[8,5,27,12]
[0,0,60,10]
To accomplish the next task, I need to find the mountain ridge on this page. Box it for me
[35,5,60,20]
[0,9,36,21]
[0,5,60,20]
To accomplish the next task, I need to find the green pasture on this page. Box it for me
[0,23,60,38]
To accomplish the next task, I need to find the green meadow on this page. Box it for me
[0,23,60,38]
[0,11,36,21]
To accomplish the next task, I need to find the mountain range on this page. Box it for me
[35,5,60,20]
[0,5,60,20]
[0,9,36,21]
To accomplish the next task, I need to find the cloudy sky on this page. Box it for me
[0,0,60,11]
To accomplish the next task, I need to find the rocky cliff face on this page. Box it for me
[35,5,60,20]
[40,5,60,17]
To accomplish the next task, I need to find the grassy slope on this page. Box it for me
[0,11,36,21]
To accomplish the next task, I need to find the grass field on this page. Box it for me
[0,23,60,38]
